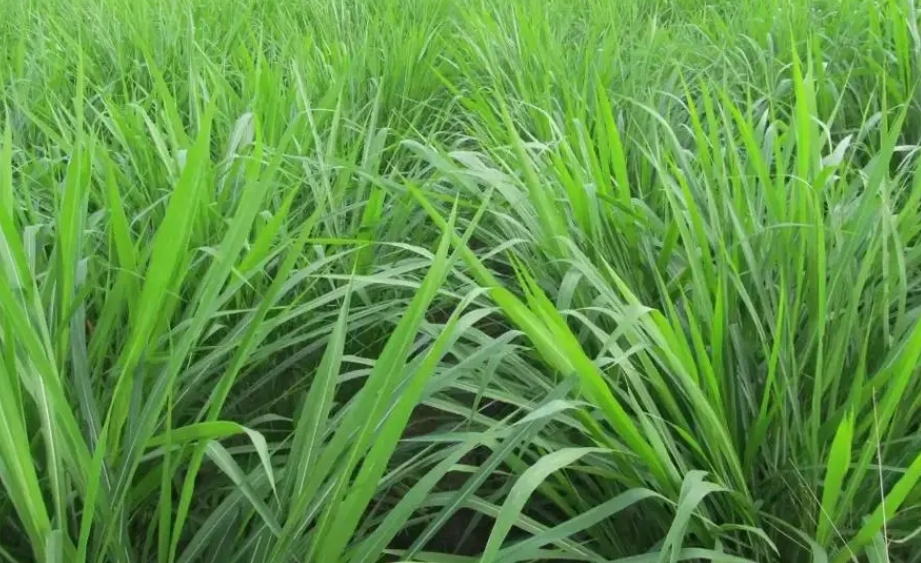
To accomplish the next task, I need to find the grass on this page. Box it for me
[2,0,921,561]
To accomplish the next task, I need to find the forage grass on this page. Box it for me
[2,0,921,562]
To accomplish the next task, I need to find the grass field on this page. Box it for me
[2,0,921,561]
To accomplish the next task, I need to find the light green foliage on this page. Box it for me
[1,0,921,562]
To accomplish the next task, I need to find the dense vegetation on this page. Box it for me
[2,0,921,561]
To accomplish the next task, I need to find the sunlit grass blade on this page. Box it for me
[816,413,853,545]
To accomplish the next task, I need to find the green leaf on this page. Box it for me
[817,412,853,545]
[660,471,727,563]
[480,447,603,563]
[203,441,281,536]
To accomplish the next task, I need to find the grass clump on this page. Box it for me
[2,0,921,562]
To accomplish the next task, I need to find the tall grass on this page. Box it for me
[2,0,921,561]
